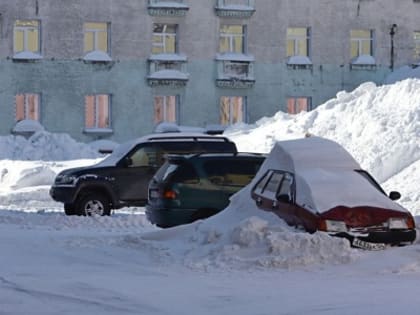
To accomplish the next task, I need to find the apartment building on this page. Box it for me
[0,0,419,142]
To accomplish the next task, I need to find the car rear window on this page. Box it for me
[203,158,263,186]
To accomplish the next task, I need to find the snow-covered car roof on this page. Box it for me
[256,136,407,213]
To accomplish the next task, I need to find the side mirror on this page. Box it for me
[389,191,401,201]
[277,193,291,203]
[119,157,132,168]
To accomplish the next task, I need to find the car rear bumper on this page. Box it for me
[145,206,197,228]
[334,229,416,248]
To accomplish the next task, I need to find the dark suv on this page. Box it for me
[50,133,237,216]
[146,152,265,228]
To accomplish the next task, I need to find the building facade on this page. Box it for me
[0,0,419,142]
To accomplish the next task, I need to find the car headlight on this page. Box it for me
[320,220,348,232]
[388,218,409,230]
[56,175,77,185]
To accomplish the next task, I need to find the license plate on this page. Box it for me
[352,238,386,251]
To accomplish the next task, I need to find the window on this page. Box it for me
[84,22,109,53]
[14,20,40,54]
[15,94,40,121]
[350,29,373,58]
[220,96,246,125]
[287,97,312,114]
[152,24,177,54]
[414,31,420,61]
[219,25,245,54]
[85,95,111,129]
[287,27,310,57]
[154,95,178,124]
[223,61,249,79]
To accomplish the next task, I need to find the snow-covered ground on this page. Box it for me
[0,79,419,314]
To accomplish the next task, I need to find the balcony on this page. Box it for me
[215,0,255,18]
[147,54,189,87]
[147,0,189,16]
[215,53,255,88]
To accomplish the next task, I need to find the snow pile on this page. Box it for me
[0,131,102,161]
[225,80,419,183]
[140,186,357,270]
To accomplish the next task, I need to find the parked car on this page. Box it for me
[250,136,416,250]
[50,133,237,216]
[146,152,266,228]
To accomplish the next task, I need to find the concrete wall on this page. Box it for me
[0,0,418,142]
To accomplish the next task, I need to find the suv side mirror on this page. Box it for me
[389,191,401,201]
[119,157,133,168]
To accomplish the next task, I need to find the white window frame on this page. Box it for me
[152,24,177,54]
[287,27,310,57]
[350,29,373,58]
[13,20,40,54]
[219,25,246,54]
[84,22,109,53]
[220,96,246,125]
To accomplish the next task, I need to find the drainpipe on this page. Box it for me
[390,24,397,71]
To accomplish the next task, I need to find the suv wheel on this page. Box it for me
[76,193,111,216]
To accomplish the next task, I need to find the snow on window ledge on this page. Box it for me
[13,51,43,61]
[287,56,313,65]
[12,119,45,133]
[351,55,376,65]
[83,51,112,62]
[83,128,113,135]
[216,53,255,62]
[148,53,187,62]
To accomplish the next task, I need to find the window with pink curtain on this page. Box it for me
[154,95,177,124]
[85,95,110,129]
[287,97,311,114]
[220,96,245,125]
[15,93,39,121]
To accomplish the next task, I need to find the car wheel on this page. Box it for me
[76,193,111,216]
[64,203,76,216]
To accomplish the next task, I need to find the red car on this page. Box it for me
[251,137,416,250]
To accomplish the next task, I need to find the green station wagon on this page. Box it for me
[146,152,265,227]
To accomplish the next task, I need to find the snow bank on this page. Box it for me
[226,79,419,183]
[0,131,102,161]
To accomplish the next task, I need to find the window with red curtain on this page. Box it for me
[85,95,110,129]
[220,96,245,125]
[154,95,177,124]
[15,93,39,121]
[287,97,311,114]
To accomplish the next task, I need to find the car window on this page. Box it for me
[277,172,294,202]
[203,158,263,187]
[263,171,284,199]
[171,162,200,184]
[355,170,386,195]
[127,145,161,167]
[253,170,273,195]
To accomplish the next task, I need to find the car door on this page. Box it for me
[252,169,297,226]
[114,143,161,204]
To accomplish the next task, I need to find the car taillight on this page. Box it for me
[318,220,348,232]
[163,189,177,200]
